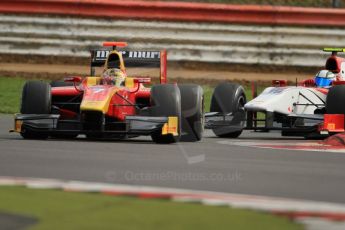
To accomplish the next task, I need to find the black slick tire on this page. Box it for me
[20,81,51,139]
[210,82,246,138]
[178,84,204,142]
[150,84,182,144]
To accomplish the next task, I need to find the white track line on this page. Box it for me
[218,140,345,153]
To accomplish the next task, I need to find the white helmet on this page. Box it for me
[102,68,126,86]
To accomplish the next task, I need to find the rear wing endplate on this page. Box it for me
[90,48,167,84]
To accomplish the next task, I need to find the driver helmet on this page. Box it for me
[102,68,126,86]
[314,70,336,87]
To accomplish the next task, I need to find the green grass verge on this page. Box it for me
[0,186,303,230]
[203,85,264,112]
[0,77,264,114]
[0,77,27,114]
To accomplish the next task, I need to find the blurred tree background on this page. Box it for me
[158,0,343,8]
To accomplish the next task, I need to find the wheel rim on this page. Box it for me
[237,95,245,111]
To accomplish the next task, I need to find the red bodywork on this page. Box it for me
[52,79,151,121]
[325,55,345,75]
[320,114,345,133]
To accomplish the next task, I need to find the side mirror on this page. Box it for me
[134,78,151,84]
[64,76,82,83]
[125,77,151,88]
[272,80,287,87]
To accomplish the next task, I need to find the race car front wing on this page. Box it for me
[204,110,245,132]
[11,114,178,137]
[205,110,331,137]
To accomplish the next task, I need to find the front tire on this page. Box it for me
[210,82,246,138]
[150,84,181,144]
[178,84,204,142]
[20,81,51,139]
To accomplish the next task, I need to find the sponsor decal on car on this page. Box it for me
[95,51,160,60]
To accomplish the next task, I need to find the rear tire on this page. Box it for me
[210,82,246,138]
[20,81,51,139]
[178,84,204,142]
[150,84,181,144]
[307,86,345,139]
[326,85,345,114]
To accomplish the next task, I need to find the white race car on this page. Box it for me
[205,48,345,138]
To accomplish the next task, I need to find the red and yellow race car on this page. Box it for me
[12,42,204,143]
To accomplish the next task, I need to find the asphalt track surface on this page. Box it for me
[1,115,345,204]
[0,212,37,230]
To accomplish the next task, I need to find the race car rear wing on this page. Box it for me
[323,48,345,55]
[90,48,167,84]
